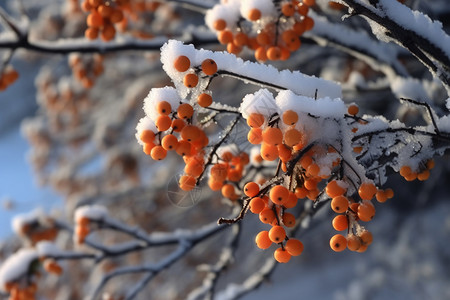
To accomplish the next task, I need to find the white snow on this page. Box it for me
[11,208,45,236]
[74,205,108,223]
[135,117,157,146]
[160,40,342,99]
[0,248,38,291]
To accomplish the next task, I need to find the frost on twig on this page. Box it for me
[338,0,450,94]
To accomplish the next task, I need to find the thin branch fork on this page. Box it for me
[339,0,450,90]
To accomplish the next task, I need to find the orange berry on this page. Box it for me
[426,159,435,169]
[281,3,295,16]
[183,73,199,88]
[304,178,318,191]
[358,182,377,200]
[293,21,306,35]
[357,244,368,253]
[249,197,266,214]
[266,46,282,61]
[197,93,213,107]
[375,190,388,203]
[359,230,373,245]
[278,144,292,162]
[357,200,375,222]
[248,8,261,21]
[330,234,347,252]
[295,186,308,199]
[255,231,272,249]
[143,142,155,155]
[284,192,298,209]
[85,27,99,39]
[274,248,291,263]
[348,104,359,115]
[101,23,116,41]
[260,143,278,161]
[171,119,186,132]
[226,42,242,55]
[282,110,298,125]
[87,11,104,28]
[262,127,283,146]
[140,130,155,144]
[175,140,192,156]
[306,163,320,177]
[332,215,348,231]
[347,235,361,251]
[247,113,265,128]
[285,239,303,256]
[150,145,167,160]
[155,115,172,132]
[244,182,260,197]
[282,212,296,227]
[213,19,226,31]
[303,16,314,31]
[208,178,223,191]
[331,196,349,213]
[417,170,430,181]
[255,46,268,62]
[269,225,286,243]
[385,188,394,199]
[210,163,228,182]
[259,208,276,224]
[300,155,313,169]
[156,101,172,115]
[283,128,302,147]
[233,32,248,47]
[201,59,218,76]
[399,165,412,177]
[174,55,190,72]
[303,0,316,6]
[221,184,237,200]
[269,185,289,206]
[218,30,233,44]
[110,9,124,23]
[179,175,196,191]
[181,125,201,142]
[185,161,204,178]
[297,3,309,15]
[326,180,346,198]
[44,260,63,275]
[177,103,194,119]
[161,134,179,151]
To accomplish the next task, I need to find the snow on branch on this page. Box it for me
[160,39,342,99]
[338,0,450,94]
[307,12,408,78]
[0,32,218,54]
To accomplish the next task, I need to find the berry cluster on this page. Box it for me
[3,281,37,300]
[206,0,316,61]
[82,0,162,41]
[138,41,443,263]
[249,183,303,263]
[399,159,434,182]
[14,219,58,246]
[0,66,19,91]
[68,53,104,88]
[137,55,226,191]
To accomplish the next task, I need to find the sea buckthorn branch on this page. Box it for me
[0,33,218,54]
[217,176,284,225]
[306,11,409,78]
[337,0,450,93]
[196,115,241,183]
[86,211,235,300]
[186,223,241,300]
[399,97,440,134]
